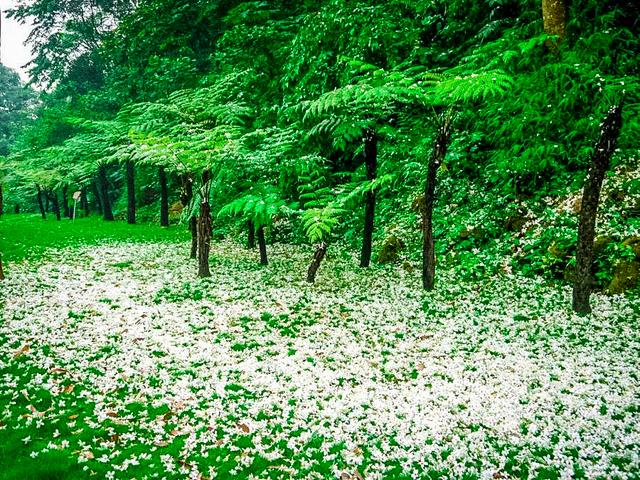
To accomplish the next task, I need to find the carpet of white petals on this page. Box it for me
[1,240,639,480]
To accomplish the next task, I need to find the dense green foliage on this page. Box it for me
[1,0,639,290]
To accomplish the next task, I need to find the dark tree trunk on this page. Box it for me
[14,204,20,214]
[62,186,71,218]
[0,254,4,281]
[180,174,198,259]
[45,194,50,212]
[257,225,268,265]
[307,242,328,283]
[360,130,378,267]
[36,185,46,219]
[197,170,213,278]
[573,103,624,314]
[80,187,90,216]
[49,191,61,221]
[126,160,136,224]
[423,112,454,291]
[190,217,198,259]
[98,165,114,221]
[91,181,103,215]
[159,166,169,227]
[248,220,256,249]
[0,184,4,217]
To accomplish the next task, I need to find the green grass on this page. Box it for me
[0,214,188,263]
[0,340,93,480]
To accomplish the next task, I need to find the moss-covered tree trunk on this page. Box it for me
[159,166,169,227]
[573,103,624,314]
[126,160,136,224]
[197,170,212,278]
[257,225,268,265]
[422,113,454,291]
[307,242,327,283]
[36,185,46,219]
[542,0,566,49]
[98,165,114,221]
[248,220,256,249]
[360,130,378,268]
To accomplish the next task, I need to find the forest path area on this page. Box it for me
[1,237,639,480]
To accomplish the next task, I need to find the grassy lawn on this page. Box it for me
[0,214,188,263]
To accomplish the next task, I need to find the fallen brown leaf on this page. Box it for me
[13,344,30,358]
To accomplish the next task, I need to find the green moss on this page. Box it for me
[608,261,639,295]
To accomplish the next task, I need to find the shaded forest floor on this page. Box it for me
[0,217,639,480]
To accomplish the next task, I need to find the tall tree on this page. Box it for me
[8,0,135,90]
[360,130,377,267]
[97,164,114,221]
[159,166,169,227]
[423,112,454,291]
[197,170,213,278]
[573,103,624,314]
[0,65,33,156]
[126,160,136,224]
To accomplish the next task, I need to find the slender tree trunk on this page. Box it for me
[159,166,169,227]
[423,112,454,291]
[62,186,71,218]
[14,204,20,214]
[307,242,328,283]
[573,103,624,314]
[360,130,378,267]
[49,191,61,221]
[248,220,256,249]
[180,174,198,259]
[190,217,198,259]
[197,170,212,278]
[542,0,566,49]
[126,160,136,224]
[80,187,89,216]
[98,165,114,221]
[0,184,4,217]
[91,181,103,215]
[0,254,4,281]
[45,194,50,212]
[36,185,46,219]
[257,225,268,265]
